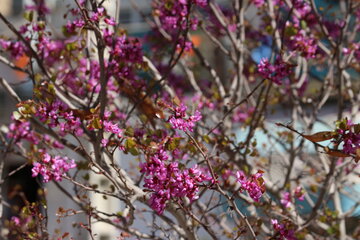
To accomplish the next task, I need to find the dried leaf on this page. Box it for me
[61,232,70,238]
[355,149,360,163]
[173,96,181,106]
[353,124,360,134]
[119,80,164,126]
[303,131,334,142]
[324,147,350,157]
[71,109,93,120]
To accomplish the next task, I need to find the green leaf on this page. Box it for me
[284,26,297,37]
[125,138,136,149]
[129,147,140,156]
[23,11,34,22]
[336,119,347,130]
[12,111,22,120]
[166,138,180,151]
[82,173,90,181]
[300,20,307,29]
[92,118,102,129]
[203,135,211,144]
[125,127,134,137]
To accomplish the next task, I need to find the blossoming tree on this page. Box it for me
[0,0,360,239]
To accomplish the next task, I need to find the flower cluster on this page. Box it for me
[251,0,266,7]
[7,118,39,145]
[271,219,296,240]
[36,99,84,137]
[36,36,65,67]
[64,18,85,34]
[101,119,124,147]
[36,99,67,127]
[25,0,50,16]
[232,106,255,123]
[294,186,305,201]
[153,0,206,32]
[57,58,101,96]
[289,30,317,59]
[335,119,360,155]
[32,153,76,182]
[323,20,343,39]
[140,148,211,214]
[236,170,265,202]
[90,7,105,22]
[257,57,293,85]
[0,39,27,59]
[344,43,360,61]
[103,120,123,137]
[7,112,67,150]
[355,47,360,62]
[168,104,202,132]
[281,186,305,208]
[10,216,21,226]
[292,0,311,18]
[103,30,143,64]
[152,0,207,52]
[280,192,292,208]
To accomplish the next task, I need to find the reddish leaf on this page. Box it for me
[324,147,350,157]
[355,149,360,163]
[356,148,360,157]
[121,232,131,238]
[303,131,334,142]
[62,232,70,239]
[173,96,181,106]
[353,124,360,134]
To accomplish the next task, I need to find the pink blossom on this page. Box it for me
[140,149,211,214]
[251,0,266,7]
[0,39,27,59]
[236,170,265,202]
[32,153,76,183]
[7,117,39,145]
[101,138,109,147]
[353,43,360,61]
[152,0,207,36]
[293,0,311,18]
[90,8,105,22]
[64,18,85,34]
[104,17,116,26]
[25,0,50,15]
[11,216,20,226]
[335,119,360,155]
[294,186,304,201]
[258,57,293,85]
[169,104,202,132]
[36,100,84,137]
[103,121,123,137]
[232,106,255,123]
[271,219,296,240]
[289,30,317,59]
[280,192,292,208]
